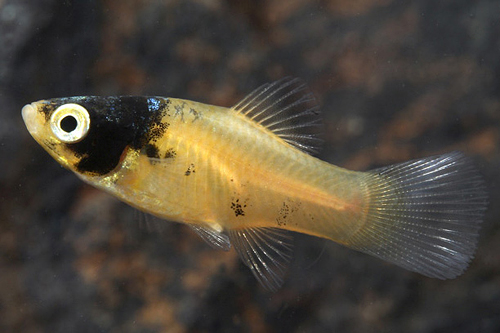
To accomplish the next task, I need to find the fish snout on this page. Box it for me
[22,103,40,135]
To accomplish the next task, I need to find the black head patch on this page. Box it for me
[45,96,169,175]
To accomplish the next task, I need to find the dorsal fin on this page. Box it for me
[231,78,323,154]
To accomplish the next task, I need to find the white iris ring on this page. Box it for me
[50,103,90,143]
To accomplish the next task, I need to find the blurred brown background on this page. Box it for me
[1,0,499,332]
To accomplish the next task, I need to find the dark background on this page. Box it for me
[1,0,499,332]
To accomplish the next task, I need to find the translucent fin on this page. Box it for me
[136,211,166,234]
[229,227,293,291]
[232,77,323,154]
[190,225,231,251]
[349,152,488,279]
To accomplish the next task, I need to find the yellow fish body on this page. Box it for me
[22,78,487,290]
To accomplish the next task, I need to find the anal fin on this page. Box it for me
[229,227,293,291]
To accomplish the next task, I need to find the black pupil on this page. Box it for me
[60,115,78,133]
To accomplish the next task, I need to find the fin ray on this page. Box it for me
[232,78,322,154]
[190,224,231,251]
[348,152,487,279]
[229,227,293,291]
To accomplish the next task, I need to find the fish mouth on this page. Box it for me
[22,103,40,136]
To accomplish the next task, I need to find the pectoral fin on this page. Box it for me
[190,224,231,251]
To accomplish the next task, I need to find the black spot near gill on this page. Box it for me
[74,124,131,176]
[144,143,160,158]
[148,121,170,143]
[144,143,161,165]
[70,97,149,175]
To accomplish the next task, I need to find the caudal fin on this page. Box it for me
[349,152,488,279]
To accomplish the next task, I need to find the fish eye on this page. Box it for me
[50,103,90,143]
[60,115,78,132]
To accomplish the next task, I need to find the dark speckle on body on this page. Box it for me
[164,148,176,159]
[277,199,301,226]
[185,163,195,176]
[231,198,247,217]
[277,202,289,226]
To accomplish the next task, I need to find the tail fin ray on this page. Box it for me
[349,152,487,279]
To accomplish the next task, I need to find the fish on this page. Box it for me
[22,78,488,290]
